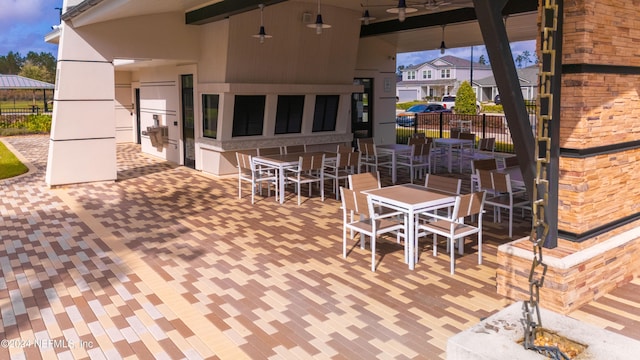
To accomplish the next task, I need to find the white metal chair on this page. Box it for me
[340,187,405,272]
[257,147,282,156]
[470,158,498,193]
[284,144,306,154]
[417,191,486,274]
[460,137,496,172]
[286,153,325,205]
[359,142,392,175]
[236,152,278,204]
[325,151,360,199]
[396,143,432,183]
[477,169,530,238]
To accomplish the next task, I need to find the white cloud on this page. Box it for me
[0,0,47,22]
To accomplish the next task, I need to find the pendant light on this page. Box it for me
[252,4,272,43]
[439,25,447,54]
[360,1,376,25]
[387,0,417,22]
[307,0,331,35]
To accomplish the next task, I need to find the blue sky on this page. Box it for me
[397,39,537,68]
[0,0,63,56]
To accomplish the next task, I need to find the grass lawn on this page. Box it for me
[0,140,29,179]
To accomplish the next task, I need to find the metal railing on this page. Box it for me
[395,105,537,153]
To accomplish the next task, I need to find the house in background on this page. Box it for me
[475,65,538,103]
[396,55,492,102]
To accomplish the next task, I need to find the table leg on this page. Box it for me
[408,210,415,270]
[392,151,397,184]
[279,166,285,204]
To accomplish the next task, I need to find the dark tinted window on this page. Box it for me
[202,94,219,138]
[232,95,265,137]
[275,95,304,134]
[312,95,339,132]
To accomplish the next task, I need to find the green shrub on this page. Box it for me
[454,81,477,115]
[483,104,504,113]
[25,114,52,133]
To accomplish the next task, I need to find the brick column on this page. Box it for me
[497,0,640,313]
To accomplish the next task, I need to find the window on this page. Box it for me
[407,71,416,80]
[422,70,431,79]
[312,95,339,132]
[275,95,304,134]
[426,70,432,79]
[202,94,219,139]
[232,95,265,137]
[441,69,451,78]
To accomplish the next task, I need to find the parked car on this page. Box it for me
[494,94,501,105]
[396,103,451,127]
[439,95,482,114]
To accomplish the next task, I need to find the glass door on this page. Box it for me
[351,78,373,149]
[181,74,195,168]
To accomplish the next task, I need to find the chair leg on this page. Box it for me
[450,237,456,275]
[371,236,376,272]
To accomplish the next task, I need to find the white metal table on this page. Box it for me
[433,138,474,173]
[375,144,412,184]
[365,184,456,270]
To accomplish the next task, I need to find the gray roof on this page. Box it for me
[0,75,55,89]
[404,55,492,71]
[475,65,539,86]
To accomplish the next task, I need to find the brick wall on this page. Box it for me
[497,0,640,313]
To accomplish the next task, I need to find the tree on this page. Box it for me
[454,81,478,115]
[19,62,50,82]
[478,54,487,65]
[0,51,24,74]
[25,52,56,82]
[397,64,405,76]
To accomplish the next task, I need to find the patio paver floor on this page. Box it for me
[1,135,639,359]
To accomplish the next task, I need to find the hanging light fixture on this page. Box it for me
[252,4,272,43]
[439,25,447,54]
[307,0,331,35]
[360,1,376,25]
[387,0,417,22]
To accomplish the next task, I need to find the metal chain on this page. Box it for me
[521,1,566,358]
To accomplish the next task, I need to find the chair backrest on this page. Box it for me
[340,187,367,217]
[361,142,377,157]
[478,137,495,152]
[411,132,426,139]
[490,171,512,193]
[285,144,306,154]
[340,151,360,169]
[424,174,461,194]
[415,143,431,158]
[408,137,426,145]
[356,137,374,151]
[298,154,324,171]
[454,191,486,219]
[472,158,498,173]
[337,143,353,153]
[459,132,475,141]
[236,152,256,171]
[504,156,519,168]
[349,172,381,192]
[450,129,461,139]
[476,169,494,192]
[258,147,282,156]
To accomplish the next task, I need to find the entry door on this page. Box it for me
[351,78,373,148]
[181,74,195,168]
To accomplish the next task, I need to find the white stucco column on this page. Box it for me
[46,21,116,186]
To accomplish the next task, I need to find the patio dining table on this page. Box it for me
[433,138,474,173]
[375,144,413,184]
[365,184,457,270]
[253,151,336,204]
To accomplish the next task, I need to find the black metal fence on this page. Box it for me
[395,105,537,154]
[0,106,49,116]
[0,107,52,135]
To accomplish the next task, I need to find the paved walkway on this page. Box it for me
[1,135,638,359]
